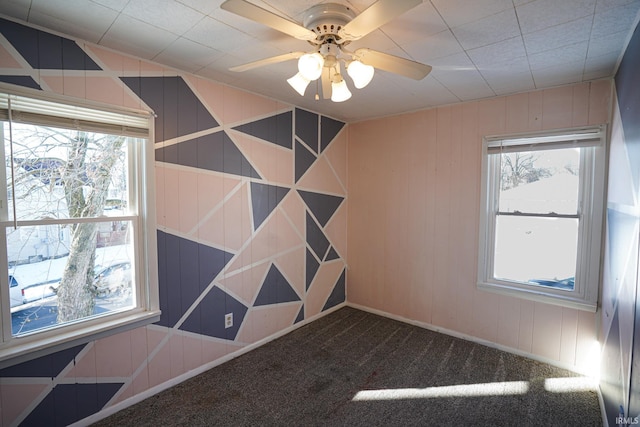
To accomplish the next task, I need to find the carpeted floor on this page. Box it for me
[93,307,602,426]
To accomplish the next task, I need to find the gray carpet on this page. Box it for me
[94,307,602,426]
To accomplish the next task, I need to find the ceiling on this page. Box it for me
[0,0,639,122]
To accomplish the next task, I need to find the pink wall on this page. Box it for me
[347,81,612,371]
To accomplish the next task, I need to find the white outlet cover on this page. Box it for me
[225,313,233,329]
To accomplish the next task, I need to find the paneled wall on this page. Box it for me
[600,21,640,425]
[0,18,347,426]
[347,80,611,372]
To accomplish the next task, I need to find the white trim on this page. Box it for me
[73,302,347,427]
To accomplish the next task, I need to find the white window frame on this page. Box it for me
[0,85,160,367]
[477,126,607,312]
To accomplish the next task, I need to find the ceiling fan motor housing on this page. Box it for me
[303,3,355,43]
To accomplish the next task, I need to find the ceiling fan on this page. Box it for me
[220,0,432,102]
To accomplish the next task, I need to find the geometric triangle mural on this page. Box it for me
[306,211,330,260]
[155,131,261,179]
[120,76,219,142]
[254,264,301,306]
[180,285,248,341]
[250,182,290,231]
[0,75,41,90]
[0,344,86,378]
[157,230,234,328]
[21,383,123,427]
[325,246,340,262]
[298,190,344,227]
[0,16,349,427]
[295,139,317,183]
[306,248,320,291]
[322,268,346,312]
[320,116,345,153]
[0,18,102,70]
[295,108,319,153]
[232,111,293,149]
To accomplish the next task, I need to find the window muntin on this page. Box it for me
[478,127,606,312]
[0,89,158,364]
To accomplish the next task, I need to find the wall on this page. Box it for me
[0,18,347,426]
[347,80,611,372]
[600,20,640,425]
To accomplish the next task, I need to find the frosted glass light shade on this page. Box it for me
[331,77,352,102]
[347,60,374,89]
[287,73,310,96]
[298,53,324,81]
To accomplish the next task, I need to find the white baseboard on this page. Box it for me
[73,302,347,427]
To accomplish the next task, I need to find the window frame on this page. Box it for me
[0,85,160,367]
[477,126,607,312]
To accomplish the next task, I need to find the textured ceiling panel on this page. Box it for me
[0,0,638,121]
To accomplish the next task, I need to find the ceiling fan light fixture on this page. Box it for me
[298,52,324,81]
[287,72,310,96]
[347,60,374,89]
[331,75,352,102]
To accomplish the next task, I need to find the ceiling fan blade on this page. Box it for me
[221,0,316,41]
[354,48,432,80]
[339,0,422,41]
[229,52,305,72]
[321,67,332,99]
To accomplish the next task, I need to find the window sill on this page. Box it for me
[477,281,597,313]
[0,309,161,369]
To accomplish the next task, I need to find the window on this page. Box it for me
[0,89,159,365]
[477,126,606,312]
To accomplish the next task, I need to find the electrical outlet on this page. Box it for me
[225,313,233,329]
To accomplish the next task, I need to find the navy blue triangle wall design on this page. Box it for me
[157,230,234,328]
[0,75,41,90]
[322,268,346,311]
[0,18,102,71]
[295,305,305,323]
[325,246,340,262]
[298,190,344,227]
[250,182,290,231]
[22,382,123,426]
[306,248,320,291]
[0,344,85,378]
[254,264,301,306]
[295,139,317,183]
[306,212,330,261]
[320,116,345,153]
[180,286,248,341]
[232,111,293,149]
[120,76,219,143]
[295,108,319,153]
[155,131,261,179]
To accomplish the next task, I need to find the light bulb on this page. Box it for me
[331,76,352,102]
[287,73,310,96]
[347,60,374,89]
[298,52,324,81]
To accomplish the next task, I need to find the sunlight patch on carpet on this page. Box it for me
[352,381,530,401]
[544,377,597,393]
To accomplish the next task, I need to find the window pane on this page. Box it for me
[494,216,578,289]
[8,221,135,336]
[4,122,130,221]
[499,148,580,214]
